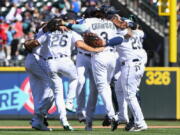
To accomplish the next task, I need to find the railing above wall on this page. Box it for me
[117,0,167,37]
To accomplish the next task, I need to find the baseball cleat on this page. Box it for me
[128,123,148,132]
[111,118,119,131]
[102,115,111,126]
[32,123,52,131]
[30,117,49,127]
[65,102,76,113]
[63,125,74,131]
[125,121,134,131]
[43,117,49,127]
[85,122,92,131]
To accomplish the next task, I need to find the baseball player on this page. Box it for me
[62,7,127,132]
[63,6,126,132]
[115,19,148,132]
[75,6,100,123]
[31,19,75,131]
[25,24,54,131]
[36,16,104,131]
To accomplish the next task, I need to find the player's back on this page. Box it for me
[41,30,79,58]
[117,29,145,62]
[84,18,118,48]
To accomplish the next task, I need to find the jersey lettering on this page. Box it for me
[100,32,108,42]
[92,22,116,30]
[50,34,68,47]
[131,37,142,50]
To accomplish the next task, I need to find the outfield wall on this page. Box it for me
[0,67,179,120]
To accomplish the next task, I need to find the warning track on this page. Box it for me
[0,125,180,129]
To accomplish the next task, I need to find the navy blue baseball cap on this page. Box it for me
[81,6,98,18]
[99,5,119,15]
[62,11,78,20]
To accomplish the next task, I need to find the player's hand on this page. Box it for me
[102,40,106,46]
[61,20,68,26]
[94,47,105,52]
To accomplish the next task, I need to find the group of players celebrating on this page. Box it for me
[24,4,148,132]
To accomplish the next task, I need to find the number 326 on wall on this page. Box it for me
[145,71,171,85]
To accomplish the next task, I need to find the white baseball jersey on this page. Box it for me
[83,17,119,121]
[115,28,148,127]
[36,30,83,59]
[31,30,44,56]
[25,29,54,122]
[83,18,118,51]
[117,29,146,62]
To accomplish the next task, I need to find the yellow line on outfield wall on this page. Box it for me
[0,67,25,71]
[176,68,180,119]
[0,66,178,72]
[145,67,179,71]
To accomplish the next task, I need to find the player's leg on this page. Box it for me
[85,71,98,131]
[75,54,87,121]
[47,59,73,131]
[102,59,121,126]
[25,54,52,131]
[115,75,129,124]
[60,58,78,113]
[110,58,121,113]
[91,52,117,123]
[120,63,147,131]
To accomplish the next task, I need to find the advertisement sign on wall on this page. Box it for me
[0,68,105,118]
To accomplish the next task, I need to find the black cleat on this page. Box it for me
[43,117,49,127]
[111,118,119,131]
[125,121,134,131]
[102,115,111,126]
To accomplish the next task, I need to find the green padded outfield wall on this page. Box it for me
[0,67,180,119]
[140,67,180,119]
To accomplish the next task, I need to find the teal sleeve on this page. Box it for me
[65,23,88,33]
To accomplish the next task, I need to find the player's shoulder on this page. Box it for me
[71,30,82,37]
[64,30,82,39]
[84,17,99,23]
[133,29,144,38]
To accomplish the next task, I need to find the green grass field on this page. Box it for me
[0,120,180,135]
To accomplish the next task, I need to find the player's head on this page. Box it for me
[62,11,77,24]
[46,17,62,32]
[98,4,119,19]
[81,6,98,18]
[123,19,137,30]
[128,14,140,30]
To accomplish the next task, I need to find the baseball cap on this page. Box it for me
[81,6,98,18]
[62,11,78,20]
[124,19,137,30]
[99,5,119,15]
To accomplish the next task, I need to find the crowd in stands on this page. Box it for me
[0,0,103,66]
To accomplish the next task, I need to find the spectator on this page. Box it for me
[6,26,16,60]
[0,26,7,64]
[22,11,32,34]
[71,0,81,13]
